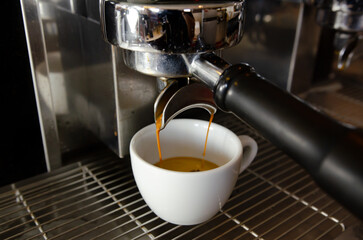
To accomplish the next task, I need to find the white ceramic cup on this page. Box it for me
[130,119,258,225]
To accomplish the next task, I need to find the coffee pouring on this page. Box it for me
[100,0,363,220]
[130,118,258,225]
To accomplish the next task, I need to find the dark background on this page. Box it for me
[1,1,47,187]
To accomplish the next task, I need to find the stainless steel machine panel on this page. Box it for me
[223,1,321,93]
[21,0,158,170]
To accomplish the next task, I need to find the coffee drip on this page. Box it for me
[155,113,215,172]
[153,79,217,171]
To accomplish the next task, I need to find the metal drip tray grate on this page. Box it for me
[0,114,360,240]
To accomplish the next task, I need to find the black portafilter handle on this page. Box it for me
[214,64,363,220]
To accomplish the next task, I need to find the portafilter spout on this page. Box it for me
[154,79,217,130]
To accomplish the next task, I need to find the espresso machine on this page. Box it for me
[100,0,363,218]
[2,0,362,238]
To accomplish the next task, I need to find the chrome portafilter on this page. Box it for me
[100,0,244,122]
[100,0,244,77]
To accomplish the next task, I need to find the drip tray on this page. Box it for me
[0,114,361,240]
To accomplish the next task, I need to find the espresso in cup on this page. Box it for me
[155,111,218,172]
[154,157,218,172]
[130,119,258,225]
[155,114,215,172]
[155,113,216,172]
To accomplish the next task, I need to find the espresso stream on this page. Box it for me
[155,115,217,172]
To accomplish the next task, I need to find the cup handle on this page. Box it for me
[238,135,258,174]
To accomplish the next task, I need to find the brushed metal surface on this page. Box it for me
[21,0,158,167]
[20,0,62,171]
